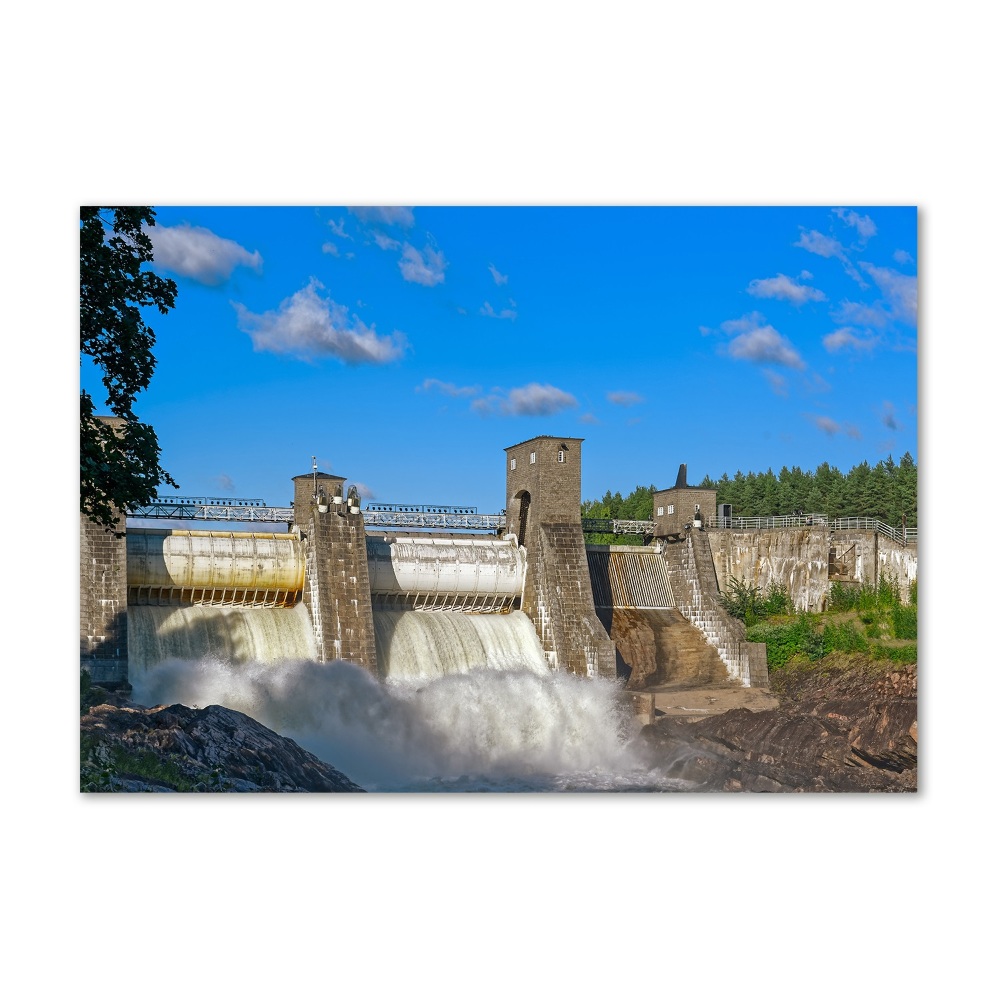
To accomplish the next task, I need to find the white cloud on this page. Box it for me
[472,383,578,417]
[351,482,376,501]
[762,370,788,396]
[720,315,805,369]
[373,231,401,251]
[321,242,339,256]
[327,218,350,239]
[418,378,481,397]
[881,401,899,430]
[606,390,644,406]
[832,300,891,329]
[859,262,917,325]
[794,229,845,260]
[233,280,408,364]
[893,249,914,265]
[809,414,841,435]
[806,414,862,439]
[489,263,508,285]
[794,228,866,287]
[747,272,826,305]
[823,327,879,353]
[348,206,415,228]
[579,412,600,424]
[399,243,447,286]
[215,474,235,493]
[146,223,262,285]
[480,300,517,320]
[720,312,768,335]
[834,208,877,243]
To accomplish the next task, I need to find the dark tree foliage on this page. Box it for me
[80,207,178,533]
[583,455,917,529]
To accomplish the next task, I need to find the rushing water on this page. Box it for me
[128,603,317,671]
[128,605,693,791]
[131,655,691,791]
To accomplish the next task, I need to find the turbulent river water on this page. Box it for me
[128,607,692,791]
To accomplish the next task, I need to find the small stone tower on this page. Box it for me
[653,463,717,538]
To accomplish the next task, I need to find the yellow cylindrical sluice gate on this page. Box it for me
[127,529,306,595]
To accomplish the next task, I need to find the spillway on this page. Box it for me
[373,610,548,680]
[128,603,317,672]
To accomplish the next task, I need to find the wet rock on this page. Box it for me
[637,660,917,792]
[81,699,364,792]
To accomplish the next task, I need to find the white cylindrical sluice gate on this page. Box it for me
[367,534,526,611]
[127,529,306,594]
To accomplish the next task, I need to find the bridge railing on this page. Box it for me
[128,500,917,544]
[581,518,655,535]
[128,502,296,522]
[709,513,828,530]
[709,512,916,544]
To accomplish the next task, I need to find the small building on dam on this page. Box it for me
[80,434,917,696]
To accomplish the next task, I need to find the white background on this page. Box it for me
[2,3,992,996]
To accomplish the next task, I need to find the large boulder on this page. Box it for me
[81,698,365,792]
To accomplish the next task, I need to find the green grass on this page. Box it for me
[739,571,917,672]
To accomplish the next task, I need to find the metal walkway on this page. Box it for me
[127,499,915,542]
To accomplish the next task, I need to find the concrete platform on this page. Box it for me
[645,681,779,719]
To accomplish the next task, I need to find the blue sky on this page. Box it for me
[82,205,916,513]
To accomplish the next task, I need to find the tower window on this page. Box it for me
[510,458,516,470]
[667,504,674,515]
[530,451,536,464]
[657,506,664,517]
[557,450,565,463]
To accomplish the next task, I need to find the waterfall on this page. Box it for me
[372,610,549,680]
[128,603,317,672]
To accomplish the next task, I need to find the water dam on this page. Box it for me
[125,528,543,682]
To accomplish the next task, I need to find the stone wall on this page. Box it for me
[834,530,918,599]
[506,436,615,678]
[80,512,129,687]
[293,473,377,672]
[708,527,918,609]
[660,531,769,688]
[708,527,830,611]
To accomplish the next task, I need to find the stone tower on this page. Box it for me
[504,436,615,678]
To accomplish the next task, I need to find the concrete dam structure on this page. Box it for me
[80,433,915,698]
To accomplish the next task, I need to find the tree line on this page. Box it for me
[582,453,917,538]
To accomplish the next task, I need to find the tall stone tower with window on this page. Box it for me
[504,436,615,678]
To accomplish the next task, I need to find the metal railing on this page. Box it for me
[709,512,829,530]
[828,517,918,545]
[129,499,917,544]
[129,501,295,522]
[709,512,916,544]
[581,518,655,535]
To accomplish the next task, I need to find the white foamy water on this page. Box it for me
[373,610,549,679]
[128,603,317,672]
[131,656,692,791]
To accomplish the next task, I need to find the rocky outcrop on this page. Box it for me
[636,660,917,792]
[81,697,364,792]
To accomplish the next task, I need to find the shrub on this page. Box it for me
[828,582,860,612]
[892,603,918,641]
[719,578,763,624]
[748,613,823,668]
[762,582,792,616]
[822,620,868,655]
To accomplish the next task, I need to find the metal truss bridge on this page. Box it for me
[127,497,654,535]
[127,499,914,543]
